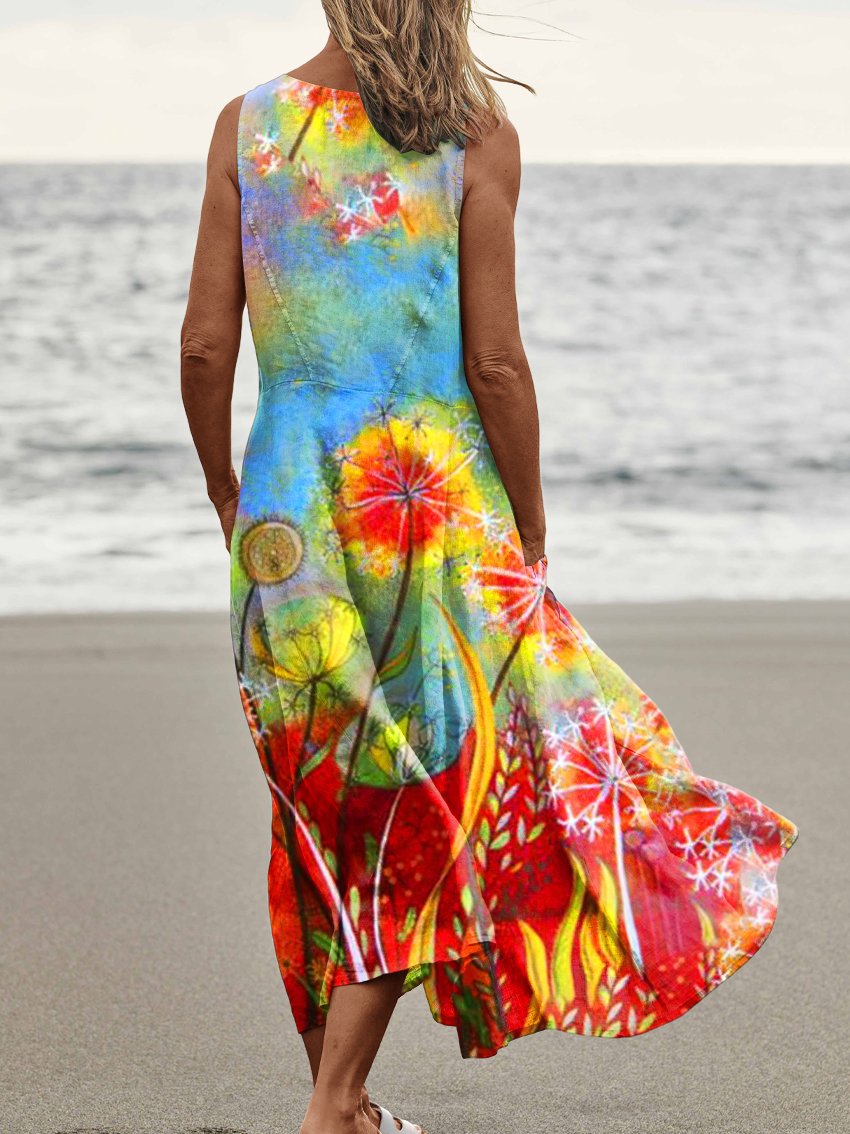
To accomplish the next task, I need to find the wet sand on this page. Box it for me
[1,603,842,1134]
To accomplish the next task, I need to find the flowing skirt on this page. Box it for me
[229,382,798,1058]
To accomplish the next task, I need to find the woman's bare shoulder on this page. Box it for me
[207,94,247,191]
[461,115,521,209]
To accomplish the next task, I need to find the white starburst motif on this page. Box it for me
[381,172,404,196]
[590,696,617,724]
[326,97,355,133]
[334,188,382,242]
[556,803,584,835]
[745,874,777,904]
[674,825,701,860]
[710,859,736,897]
[461,574,485,606]
[719,939,747,967]
[255,132,279,154]
[465,561,546,632]
[581,812,606,841]
[535,636,560,666]
[747,907,774,932]
[543,707,587,746]
[335,199,360,224]
[729,824,757,858]
[353,185,379,214]
[237,671,276,705]
[689,860,715,893]
[542,709,662,975]
[475,508,503,539]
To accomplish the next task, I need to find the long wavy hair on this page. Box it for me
[321,0,535,153]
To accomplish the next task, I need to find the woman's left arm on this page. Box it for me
[180,95,245,550]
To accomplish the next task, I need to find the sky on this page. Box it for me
[1,0,848,161]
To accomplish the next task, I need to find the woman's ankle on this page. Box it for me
[302,1084,365,1132]
[361,1086,381,1128]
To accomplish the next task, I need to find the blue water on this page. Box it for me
[2,162,848,612]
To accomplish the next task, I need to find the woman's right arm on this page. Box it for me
[180,96,246,550]
[458,118,547,566]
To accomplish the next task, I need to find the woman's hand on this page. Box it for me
[521,538,546,567]
[210,479,241,552]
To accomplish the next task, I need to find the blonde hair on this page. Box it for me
[321,0,535,153]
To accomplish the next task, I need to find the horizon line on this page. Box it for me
[3,154,850,166]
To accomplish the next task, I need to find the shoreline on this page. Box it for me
[4,595,850,618]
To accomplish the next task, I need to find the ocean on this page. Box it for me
[2,162,848,613]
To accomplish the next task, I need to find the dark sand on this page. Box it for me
[1,603,843,1134]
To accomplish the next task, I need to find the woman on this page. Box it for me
[180,11,798,1134]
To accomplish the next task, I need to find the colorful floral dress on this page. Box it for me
[230,73,798,1058]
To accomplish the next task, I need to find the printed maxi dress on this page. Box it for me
[229,73,799,1059]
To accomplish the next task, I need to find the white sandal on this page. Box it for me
[371,1100,426,1134]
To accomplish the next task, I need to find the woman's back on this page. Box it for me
[239,73,467,404]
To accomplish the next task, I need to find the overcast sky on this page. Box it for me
[1,0,848,161]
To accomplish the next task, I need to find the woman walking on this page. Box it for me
[180,11,798,1134]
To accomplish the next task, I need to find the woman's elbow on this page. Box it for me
[180,323,231,368]
[464,346,529,390]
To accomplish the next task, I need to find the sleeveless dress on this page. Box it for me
[229,73,798,1059]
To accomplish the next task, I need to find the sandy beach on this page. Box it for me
[1,602,842,1134]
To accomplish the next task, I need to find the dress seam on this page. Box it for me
[453,143,466,225]
[244,207,316,383]
[385,241,453,402]
[260,376,459,410]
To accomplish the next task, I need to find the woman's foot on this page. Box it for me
[300,1088,377,1134]
[362,1088,424,1134]
[363,1088,382,1129]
